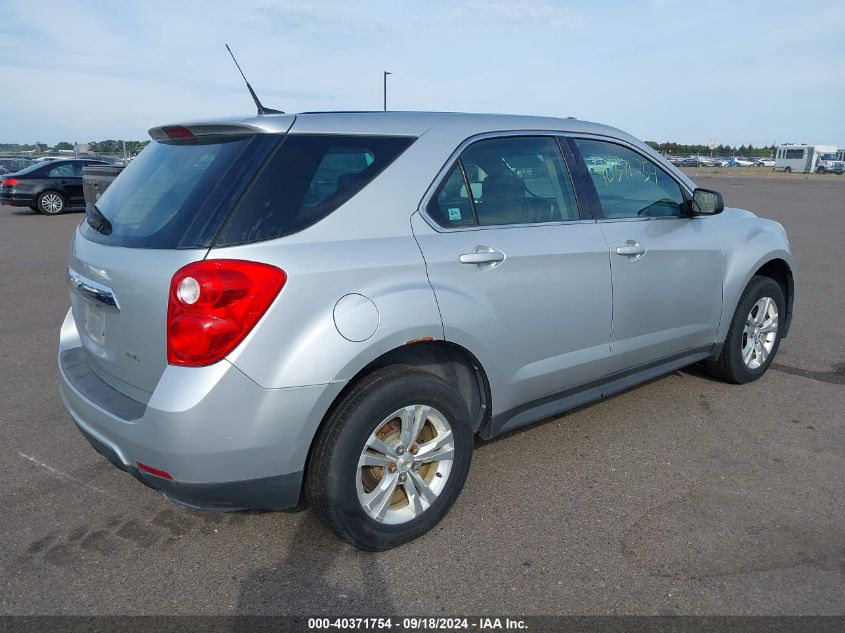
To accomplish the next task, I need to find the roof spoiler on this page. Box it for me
[147,123,261,142]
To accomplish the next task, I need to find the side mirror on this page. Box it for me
[691,188,724,215]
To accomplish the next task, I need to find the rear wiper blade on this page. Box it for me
[86,203,112,235]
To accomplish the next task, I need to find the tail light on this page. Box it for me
[167,259,286,366]
[163,126,195,141]
[2,178,19,188]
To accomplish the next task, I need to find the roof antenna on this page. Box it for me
[225,44,284,115]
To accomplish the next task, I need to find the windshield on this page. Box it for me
[80,135,279,248]
[819,153,837,161]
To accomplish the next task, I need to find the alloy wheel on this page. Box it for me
[742,296,778,369]
[40,193,64,214]
[357,405,454,524]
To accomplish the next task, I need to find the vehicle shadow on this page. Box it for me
[234,510,395,620]
[677,361,726,384]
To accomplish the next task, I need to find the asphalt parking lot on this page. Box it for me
[0,174,843,615]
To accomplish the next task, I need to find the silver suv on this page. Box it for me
[59,112,796,550]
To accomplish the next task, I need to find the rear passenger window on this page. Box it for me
[426,136,580,228]
[217,134,414,245]
[574,139,685,218]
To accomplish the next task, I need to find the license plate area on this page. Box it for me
[83,300,106,345]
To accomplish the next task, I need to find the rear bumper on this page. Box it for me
[0,191,33,206]
[75,421,303,510]
[58,309,345,511]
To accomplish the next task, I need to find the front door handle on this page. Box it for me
[459,246,506,267]
[615,241,647,258]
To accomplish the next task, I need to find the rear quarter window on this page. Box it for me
[215,134,414,246]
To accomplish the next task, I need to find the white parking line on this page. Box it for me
[18,452,114,498]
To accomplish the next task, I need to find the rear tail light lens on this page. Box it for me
[2,178,19,188]
[167,259,287,366]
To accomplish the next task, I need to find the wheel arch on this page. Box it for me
[717,253,794,351]
[753,258,794,337]
[300,340,492,503]
[328,340,491,434]
[37,187,66,198]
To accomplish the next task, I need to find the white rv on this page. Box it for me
[775,144,844,174]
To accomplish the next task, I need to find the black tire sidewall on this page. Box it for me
[313,370,472,550]
[724,277,785,383]
[37,191,65,215]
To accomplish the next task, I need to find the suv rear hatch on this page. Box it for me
[69,119,292,402]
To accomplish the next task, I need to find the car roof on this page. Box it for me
[150,110,697,193]
[155,110,637,142]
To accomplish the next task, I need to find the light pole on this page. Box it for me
[383,71,392,111]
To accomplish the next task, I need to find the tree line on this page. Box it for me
[645,141,777,157]
[0,139,151,156]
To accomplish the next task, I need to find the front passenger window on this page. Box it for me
[573,139,685,219]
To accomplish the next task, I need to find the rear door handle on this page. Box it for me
[459,246,506,267]
[615,241,647,258]
[67,268,121,309]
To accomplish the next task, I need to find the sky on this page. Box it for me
[1,0,843,147]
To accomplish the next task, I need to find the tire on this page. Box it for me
[37,190,66,215]
[706,276,785,384]
[817,167,825,175]
[307,365,473,551]
[784,166,791,173]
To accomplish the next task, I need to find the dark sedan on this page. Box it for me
[678,157,701,167]
[0,158,107,214]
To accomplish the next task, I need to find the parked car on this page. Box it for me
[679,157,700,167]
[0,158,108,214]
[584,156,610,174]
[58,112,795,550]
[728,157,758,167]
[758,158,775,168]
[698,157,722,168]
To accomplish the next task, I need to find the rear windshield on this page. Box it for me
[10,162,46,176]
[80,134,279,248]
[81,133,413,248]
[215,134,414,246]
